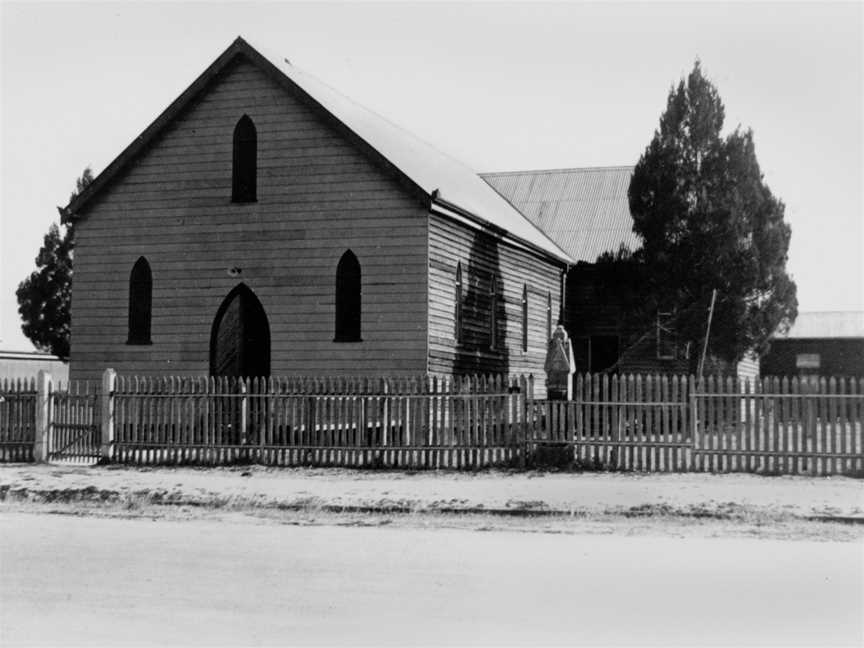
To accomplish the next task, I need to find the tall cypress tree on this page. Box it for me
[627,61,797,365]
[17,168,93,359]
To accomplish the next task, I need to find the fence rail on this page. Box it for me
[1,370,862,475]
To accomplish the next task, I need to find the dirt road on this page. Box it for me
[1,512,862,646]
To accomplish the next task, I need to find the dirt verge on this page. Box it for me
[1,463,862,540]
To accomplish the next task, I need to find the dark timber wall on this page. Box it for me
[428,213,563,394]
[70,57,429,382]
[565,264,759,378]
[761,338,864,378]
[566,263,689,375]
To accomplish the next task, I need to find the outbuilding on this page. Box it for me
[760,312,864,378]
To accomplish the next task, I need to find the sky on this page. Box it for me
[0,1,862,352]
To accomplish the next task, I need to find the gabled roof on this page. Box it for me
[63,37,573,265]
[774,312,864,339]
[481,166,640,263]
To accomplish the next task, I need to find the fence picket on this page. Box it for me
[852,377,861,476]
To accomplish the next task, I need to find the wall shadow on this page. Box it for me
[453,230,509,377]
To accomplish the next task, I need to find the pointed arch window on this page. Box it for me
[232,115,257,202]
[521,284,528,352]
[455,262,464,344]
[127,257,152,345]
[335,250,362,342]
[489,273,499,350]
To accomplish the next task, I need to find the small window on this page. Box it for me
[657,311,676,359]
[335,250,361,342]
[521,284,528,352]
[489,273,499,350]
[455,262,463,344]
[127,257,152,344]
[546,291,553,341]
[232,115,257,202]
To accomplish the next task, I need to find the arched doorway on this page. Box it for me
[209,284,271,378]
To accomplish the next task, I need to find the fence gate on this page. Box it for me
[47,385,100,463]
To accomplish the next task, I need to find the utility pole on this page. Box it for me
[697,289,717,379]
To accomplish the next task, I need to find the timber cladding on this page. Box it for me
[565,264,689,374]
[70,57,429,382]
[427,213,563,393]
[761,338,864,378]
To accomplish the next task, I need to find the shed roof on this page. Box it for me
[481,166,640,263]
[63,37,573,265]
[774,312,864,339]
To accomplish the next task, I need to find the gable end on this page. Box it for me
[62,37,431,221]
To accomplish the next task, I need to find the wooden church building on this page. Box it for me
[62,37,573,386]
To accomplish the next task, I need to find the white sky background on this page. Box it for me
[0,1,861,352]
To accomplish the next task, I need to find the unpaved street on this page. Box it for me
[1,512,862,646]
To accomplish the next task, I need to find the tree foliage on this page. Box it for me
[621,61,797,364]
[16,168,93,359]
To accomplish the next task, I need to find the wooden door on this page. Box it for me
[210,285,270,378]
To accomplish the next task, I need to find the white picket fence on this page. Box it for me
[2,370,862,475]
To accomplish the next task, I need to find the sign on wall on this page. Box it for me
[796,353,821,369]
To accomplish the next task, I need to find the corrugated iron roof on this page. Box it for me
[775,312,864,339]
[481,166,640,262]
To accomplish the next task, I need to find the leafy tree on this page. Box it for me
[16,168,93,359]
[624,61,797,367]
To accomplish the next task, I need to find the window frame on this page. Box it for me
[455,262,463,345]
[127,256,153,345]
[231,114,257,203]
[656,311,676,360]
[334,250,362,343]
[521,284,528,352]
[489,273,499,351]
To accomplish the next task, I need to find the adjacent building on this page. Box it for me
[0,350,69,382]
[761,312,864,378]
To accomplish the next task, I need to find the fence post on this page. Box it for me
[101,368,117,462]
[240,378,248,446]
[33,370,51,462]
[689,376,698,472]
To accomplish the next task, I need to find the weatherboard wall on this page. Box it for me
[69,56,429,382]
[427,213,564,394]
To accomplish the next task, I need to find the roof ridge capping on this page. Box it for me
[481,165,634,177]
[62,36,574,265]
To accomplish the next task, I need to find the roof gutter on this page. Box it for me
[429,194,572,268]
